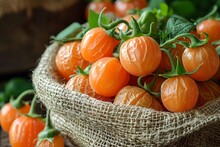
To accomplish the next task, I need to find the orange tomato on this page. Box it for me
[115,0,148,17]
[81,27,119,63]
[182,44,219,81]
[9,116,45,147]
[196,80,220,107]
[85,1,115,19]
[89,57,130,97]
[1,103,30,133]
[120,36,161,76]
[66,74,113,102]
[114,86,163,111]
[197,19,220,44]
[38,135,64,147]
[55,41,89,80]
[161,76,199,112]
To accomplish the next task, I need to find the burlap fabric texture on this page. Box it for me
[32,42,220,147]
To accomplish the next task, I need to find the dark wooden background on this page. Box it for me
[0,0,87,80]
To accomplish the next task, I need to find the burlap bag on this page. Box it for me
[32,42,220,147]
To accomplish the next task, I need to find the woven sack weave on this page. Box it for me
[32,42,220,147]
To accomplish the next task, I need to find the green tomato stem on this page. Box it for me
[137,76,161,97]
[37,110,59,146]
[160,32,209,48]
[10,89,35,109]
[26,94,42,118]
[98,8,130,31]
[196,5,218,25]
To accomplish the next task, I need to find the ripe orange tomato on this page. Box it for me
[1,103,30,133]
[55,41,89,80]
[120,36,161,76]
[81,28,119,63]
[85,1,115,19]
[9,116,45,147]
[115,0,148,17]
[89,57,130,97]
[114,86,163,111]
[182,44,219,81]
[161,76,199,112]
[66,74,113,102]
[197,19,220,44]
[38,135,64,147]
[196,80,220,107]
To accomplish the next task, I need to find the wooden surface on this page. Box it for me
[0,0,86,76]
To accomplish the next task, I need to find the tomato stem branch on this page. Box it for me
[10,89,35,109]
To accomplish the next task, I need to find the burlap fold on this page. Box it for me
[32,42,220,147]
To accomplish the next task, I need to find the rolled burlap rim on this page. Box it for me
[32,42,220,146]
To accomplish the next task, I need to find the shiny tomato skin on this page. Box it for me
[197,19,220,44]
[55,41,89,80]
[115,0,148,17]
[65,74,113,102]
[114,86,163,111]
[38,135,65,147]
[1,103,30,133]
[120,36,161,76]
[85,1,115,19]
[196,80,220,107]
[89,57,130,97]
[161,76,199,112]
[182,44,219,81]
[9,116,45,147]
[81,28,119,63]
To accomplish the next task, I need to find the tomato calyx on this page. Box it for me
[10,89,34,109]
[37,110,59,146]
[26,94,42,118]
[119,16,155,41]
[160,48,201,78]
[138,76,161,97]
[160,32,209,48]
[75,65,92,76]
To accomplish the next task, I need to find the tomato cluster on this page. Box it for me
[0,90,64,147]
[55,4,220,113]
[85,0,148,19]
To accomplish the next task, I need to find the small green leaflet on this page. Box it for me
[53,22,82,41]
[88,9,110,29]
[166,15,195,39]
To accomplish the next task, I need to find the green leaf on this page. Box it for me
[160,3,169,16]
[216,46,220,57]
[88,9,110,29]
[149,0,166,9]
[166,15,195,39]
[53,22,82,41]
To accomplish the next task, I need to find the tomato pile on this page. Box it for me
[0,89,64,147]
[53,1,220,113]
